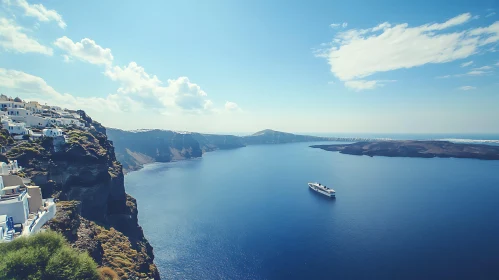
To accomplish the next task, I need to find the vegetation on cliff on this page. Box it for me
[0,231,100,280]
[1,111,159,279]
[45,201,158,279]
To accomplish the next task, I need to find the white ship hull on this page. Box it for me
[308,183,335,198]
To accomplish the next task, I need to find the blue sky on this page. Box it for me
[0,0,498,133]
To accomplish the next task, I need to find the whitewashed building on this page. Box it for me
[5,122,30,135]
[0,161,22,175]
[0,175,56,242]
[25,115,50,128]
[42,128,63,137]
[24,101,43,114]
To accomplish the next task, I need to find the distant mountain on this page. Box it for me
[241,129,333,145]
[106,128,203,172]
[191,133,246,152]
[106,128,343,172]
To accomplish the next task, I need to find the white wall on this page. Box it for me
[0,196,28,224]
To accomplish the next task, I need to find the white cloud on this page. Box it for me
[344,80,396,91]
[4,0,66,28]
[472,15,480,20]
[436,75,451,79]
[224,101,240,111]
[344,80,379,90]
[461,61,473,67]
[486,12,496,18]
[465,70,488,76]
[318,13,499,90]
[371,22,391,32]
[105,62,215,113]
[167,76,212,112]
[54,36,113,66]
[0,68,138,112]
[458,86,476,90]
[330,22,348,29]
[0,17,52,55]
[472,65,492,70]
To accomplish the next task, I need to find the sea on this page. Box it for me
[125,134,499,280]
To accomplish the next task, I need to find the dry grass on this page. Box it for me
[98,267,119,280]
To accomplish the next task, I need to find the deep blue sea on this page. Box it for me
[125,138,499,280]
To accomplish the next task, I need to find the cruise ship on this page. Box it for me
[308,182,335,197]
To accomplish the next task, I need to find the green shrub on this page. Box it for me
[0,231,100,280]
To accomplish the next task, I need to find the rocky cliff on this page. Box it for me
[1,113,159,279]
[106,129,345,172]
[107,128,203,173]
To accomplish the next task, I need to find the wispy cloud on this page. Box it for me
[344,79,395,91]
[436,75,451,79]
[461,61,473,67]
[485,12,496,18]
[458,86,476,90]
[465,70,488,76]
[437,66,493,78]
[330,22,348,29]
[225,101,241,112]
[4,0,66,29]
[0,17,52,55]
[317,13,499,90]
[472,65,492,71]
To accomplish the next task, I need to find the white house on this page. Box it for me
[50,106,62,112]
[42,128,63,137]
[0,177,29,225]
[7,108,32,124]
[24,101,43,114]
[25,115,50,128]
[0,101,24,110]
[0,161,21,175]
[5,122,30,135]
[0,163,9,175]
[0,175,56,241]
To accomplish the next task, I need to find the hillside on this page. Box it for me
[241,129,333,145]
[1,112,159,279]
[106,129,343,172]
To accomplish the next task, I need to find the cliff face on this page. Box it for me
[2,113,159,279]
[106,129,341,172]
[191,133,246,152]
[241,129,333,145]
[107,128,203,172]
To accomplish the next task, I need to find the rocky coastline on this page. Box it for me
[310,140,499,160]
[1,112,160,279]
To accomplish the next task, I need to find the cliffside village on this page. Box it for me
[0,95,89,242]
[0,94,85,140]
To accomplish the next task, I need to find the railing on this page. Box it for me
[18,190,27,201]
[28,213,40,232]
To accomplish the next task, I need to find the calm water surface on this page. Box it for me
[125,142,499,280]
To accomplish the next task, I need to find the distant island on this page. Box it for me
[310,141,499,160]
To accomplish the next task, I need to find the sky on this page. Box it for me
[0,0,498,134]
